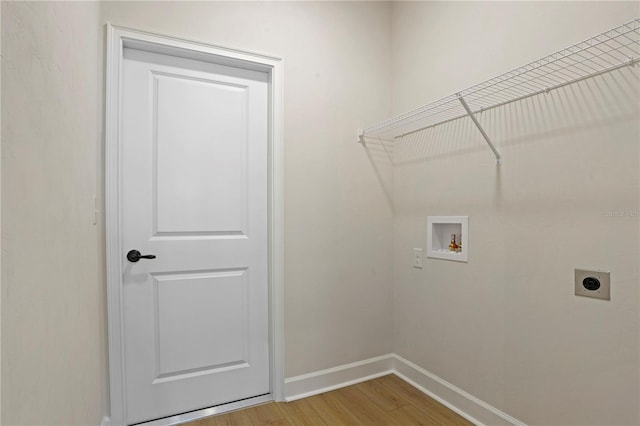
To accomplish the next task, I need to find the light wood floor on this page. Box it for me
[187,375,473,426]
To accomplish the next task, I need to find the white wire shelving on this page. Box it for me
[357,19,640,164]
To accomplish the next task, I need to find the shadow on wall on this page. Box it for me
[392,67,640,166]
[362,137,394,210]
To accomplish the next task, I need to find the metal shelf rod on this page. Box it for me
[457,94,502,165]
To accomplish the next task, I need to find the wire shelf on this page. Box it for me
[360,19,640,146]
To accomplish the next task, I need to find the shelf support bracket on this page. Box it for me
[357,129,365,145]
[457,94,502,165]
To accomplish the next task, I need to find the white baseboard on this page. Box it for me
[283,353,525,426]
[101,416,111,426]
[392,354,525,426]
[284,354,394,401]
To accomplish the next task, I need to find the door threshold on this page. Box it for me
[135,394,273,426]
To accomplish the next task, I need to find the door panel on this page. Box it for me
[153,269,249,378]
[154,73,249,235]
[121,48,269,424]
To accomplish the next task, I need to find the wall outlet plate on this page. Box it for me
[413,248,423,269]
[575,269,610,300]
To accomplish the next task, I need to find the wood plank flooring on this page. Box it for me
[188,375,473,426]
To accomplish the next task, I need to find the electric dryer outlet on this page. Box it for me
[575,269,610,300]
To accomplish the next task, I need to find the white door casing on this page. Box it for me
[106,26,284,426]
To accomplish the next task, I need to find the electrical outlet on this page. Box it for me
[575,269,610,300]
[413,248,423,269]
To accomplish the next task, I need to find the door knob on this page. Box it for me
[127,249,156,263]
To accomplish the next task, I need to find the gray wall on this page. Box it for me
[391,2,639,425]
[1,2,394,424]
[1,2,638,425]
[100,0,395,382]
[1,2,105,424]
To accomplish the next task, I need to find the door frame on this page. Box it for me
[105,24,284,426]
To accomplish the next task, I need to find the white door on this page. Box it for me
[120,47,269,424]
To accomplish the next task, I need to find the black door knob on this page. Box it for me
[127,249,156,263]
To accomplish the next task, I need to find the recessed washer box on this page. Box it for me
[427,216,468,262]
